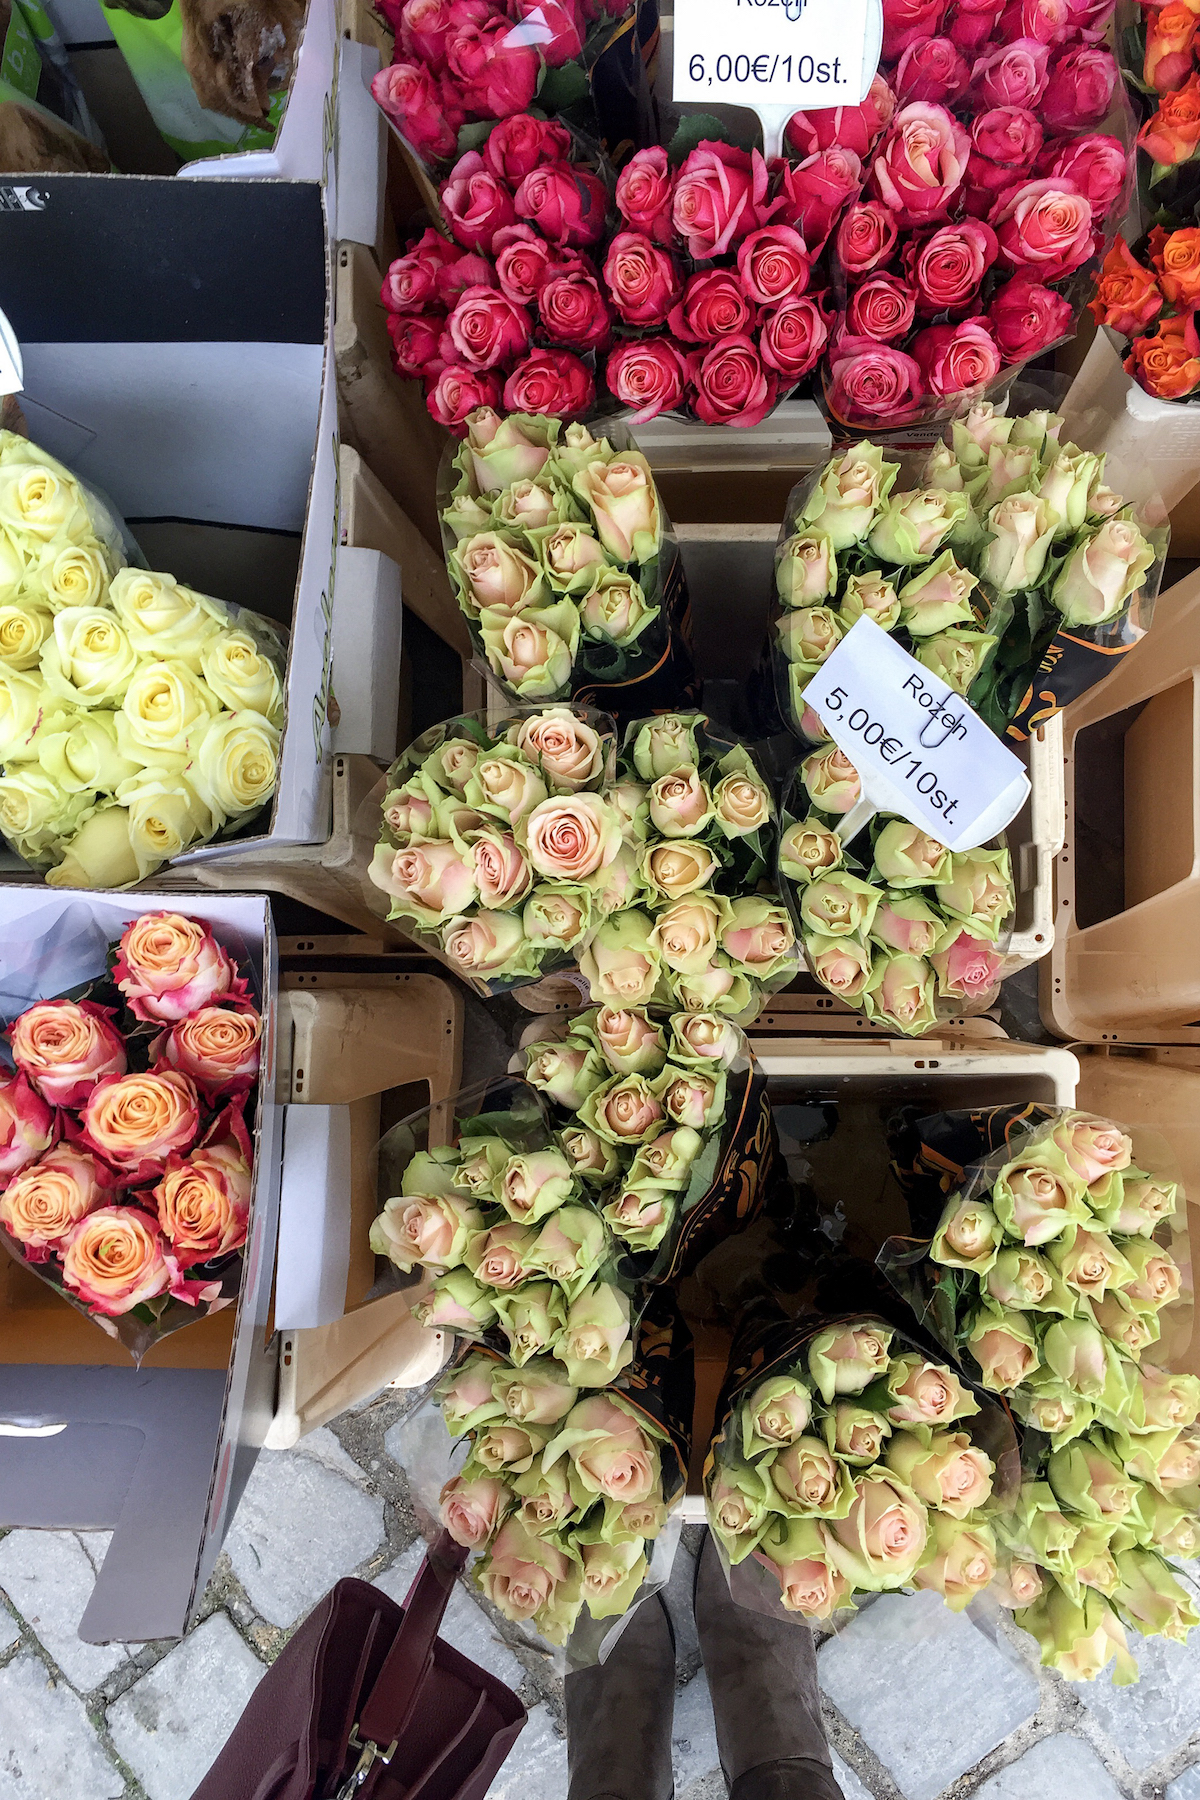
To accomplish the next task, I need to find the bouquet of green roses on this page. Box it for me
[879,1106,1198,1682]
[515,1003,777,1282]
[0,429,286,888]
[440,410,696,716]
[777,791,1016,1036]
[703,1306,1018,1626]
[765,401,1167,747]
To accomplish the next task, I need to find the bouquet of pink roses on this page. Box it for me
[0,910,261,1361]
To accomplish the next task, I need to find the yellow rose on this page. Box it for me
[35,540,112,612]
[0,765,90,859]
[0,527,27,603]
[109,569,225,670]
[39,711,140,795]
[0,459,90,543]
[0,601,53,671]
[188,710,279,825]
[0,668,69,763]
[115,766,213,877]
[41,607,139,707]
[200,629,283,723]
[120,661,219,756]
[45,804,141,889]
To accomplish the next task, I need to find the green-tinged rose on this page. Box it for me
[1063,1521,1122,1599]
[712,766,772,839]
[657,1064,727,1130]
[526,1205,608,1299]
[826,1471,928,1587]
[775,529,837,606]
[559,1125,621,1184]
[535,522,609,595]
[549,419,608,481]
[914,1514,997,1613]
[1126,1489,1200,1560]
[186,709,280,828]
[864,952,939,1035]
[0,766,89,860]
[572,450,661,564]
[1113,1549,1200,1643]
[672,963,754,1017]
[966,1305,1040,1391]
[415,1272,495,1334]
[464,410,557,492]
[951,403,1012,471]
[580,1539,649,1617]
[524,1040,608,1111]
[399,1146,464,1199]
[801,872,883,939]
[1123,1363,1200,1436]
[463,1220,538,1290]
[555,1283,634,1387]
[425,738,480,797]
[808,1321,893,1404]
[631,714,698,781]
[769,1435,856,1518]
[480,603,577,699]
[1015,1582,1138,1686]
[1042,1316,1133,1406]
[897,551,979,637]
[580,568,657,647]
[1038,447,1102,537]
[707,1456,774,1562]
[1046,1224,1135,1304]
[463,746,548,827]
[116,766,213,878]
[720,895,796,979]
[1015,1374,1096,1444]
[441,487,493,541]
[647,764,713,839]
[511,1456,577,1534]
[497,1149,576,1226]
[578,1072,665,1147]
[441,911,539,980]
[0,600,52,671]
[739,1376,813,1461]
[492,1282,568,1365]
[933,847,1013,940]
[454,1136,510,1201]
[775,605,844,669]
[450,529,545,618]
[474,1420,553,1475]
[869,892,942,957]
[1088,1170,1179,1238]
[755,1514,854,1618]
[868,487,970,565]
[780,814,844,882]
[1048,1437,1140,1525]
[523,884,593,951]
[668,1011,742,1067]
[544,1392,664,1507]
[1121,1238,1184,1312]
[649,893,730,976]
[969,440,1039,513]
[436,1355,507,1433]
[800,442,899,548]
[594,1004,666,1075]
[640,839,716,903]
[824,1403,891,1466]
[602,1181,675,1252]
[1051,519,1155,627]
[43,803,140,889]
[873,819,951,886]
[437,1472,512,1549]
[369,1187,482,1272]
[38,710,139,796]
[628,1126,703,1189]
[599,1494,669,1543]
[840,571,901,631]
[108,569,224,667]
[1114,1424,1200,1495]
[986,1246,1076,1315]
[915,628,997,696]
[1010,408,1063,452]
[806,933,872,1002]
[884,1428,994,1518]
[493,475,580,533]
[995,1479,1079,1579]
[992,1147,1092,1246]
[578,910,663,1009]
[200,628,283,724]
[802,741,861,814]
[473,1517,583,1643]
[977,492,1057,594]
[931,1196,1002,1271]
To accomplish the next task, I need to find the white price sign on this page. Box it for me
[672,0,879,111]
[801,618,1030,853]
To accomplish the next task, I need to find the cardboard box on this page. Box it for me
[0,888,280,1644]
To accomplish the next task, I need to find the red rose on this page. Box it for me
[502,348,595,416]
[997,0,1072,43]
[827,336,925,424]
[777,148,863,253]
[990,273,1074,357]
[871,103,969,225]
[759,294,831,377]
[483,113,573,181]
[1042,45,1117,131]
[991,177,1095,278]
[786,75,895,159]
[1041,132,1127,218]
[906,217,998,310]
[443,284,531,367]
[441,150,516,251]
[846,273,918,340]
[508,0,583,66]
[399,0,454,66]
[372,63,460,162]
[538,268,611,350]
[426,364,502,432]
[605,338,688,421]
[962,154,1021,218]
[672,141,772,259]
[836,199,900,272]
[446,18,539,117]
[969,38,1051,111]
[689,335,778,426]
[615,146,675,242]
[946,0,1005,57]
[882,0,947,59]
[896,38,971,106]
[667,270,755,341]
[515,163,608,248]
[493,225,558,303]
[912,318,1002,396]
[603,231,682,325]
[388,312,446,377]
[381,228,459,313]
[971,106,1042,169]
[438,252,495,306]
[736,225,811,305]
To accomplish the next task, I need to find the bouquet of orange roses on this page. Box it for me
[1089,230,1200,400]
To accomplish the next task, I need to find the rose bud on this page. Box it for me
[0,1071,55,1185]
[593,1006,666,1076]
[720,896,795,978]
[947,0,1005,55]
[916,1516,997,1613]
[628,1125,702,1192]
[828,337,925,428]
[966,1307,1040,1390]
[896,36,970,105]
[115,913,246,1024]
[579,1540,649,1621]
[827,1471,929,1589]
[554,1282,634,1387]
[930,924,1004,1003]
[1113,1549,1200,1644]
[602,1180,675,1253]
[474,1517,579,1639]
[512,1458,577,1536]
[605,338,687,423]
[780,816,844,885]
[708,1458,775,1558]
[787,75,896,158]
[435,1354,506,1436]
[557,1125,620,1186]
[414,1268,497,1333]
[1091,1289,1161,1355]
[978,491,1057,594]
[671,140,770,260]
[573,450,660,562]
[425,365,503,434]
[578,910,662,1009]
[660,1067,725,1130]
[1050,519,1155,628]
[992,1145,1091,1245]
[496,1148,575,1227]
[799,744,861,817]
[931,1196,1002,1269]
[870,103,970,226]
[668,1013,741,1070]
[464,1219,538,1291]
[474,1420,552,1477]
[380,227,461,312]
[370,837,478,925]
[545,1392,662,1508]
[836,200,900,273]
[887,1355,980,1430]
[1091,1173,1179,1238]
[827,1404,892,1465]
[76,1069,200,1184]
[524,1041,607,1112]
[885,1428,994,1518]
[1042,44,1117,131]
[370,62,460,162]
[0,1144,110,1258]
[482,113,571,181]
[757,1516,854,1619]
[641,839,718,903]
[1122,1238,1184,1311]
[1042,1315,1126,1401]
[152,1002,262,1100]
[738,1375,813,1460]
[907,217,998,313]
[870,895,941,959]
[883,0,948,57]
[514,163,607,250]
[1149,223,1200,309]
[491,1281,568,1365]
[1049,1439,1138,1526]
[971,104,1042,172]
[768,1436,854,1517]
[1125,1363,1200,1435]
[491,226,554,307]
[808,1321,892,1403]
[152,1112,252,1268]
[525,1205,607,1299]
[579,1071,665,1146]
[615,145,674,240]
[438,1473,511,1550]
[492,1359,578,1433]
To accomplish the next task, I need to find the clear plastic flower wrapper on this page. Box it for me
[512,1003,780,1284]
[439,410,697,713]
[879,1106,1198,1682]
[0,429,288,888]
[776,770,1015,1036]
[702,1300,1019,1628]
[0,907,263,1362]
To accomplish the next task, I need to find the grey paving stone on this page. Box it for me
[106,1613,263,1800]
[374,1541,524,1690]
[818,1590,1039,1800]
[0,1648,124,1800]
[832,1750,875,1800]
[1077,1625,1200,1771]
[679,1773,725,1800]
[672,1667,721,1791]
[483,1703,566,1800]
[0,1530,127,1690]
[224,1448,386,1628]
[76,1533,113,1575]
[0,1606,17,1654]
[292,1426,370,1485]
[974,1735,1123,1800]
[1168,1762,1200,1800]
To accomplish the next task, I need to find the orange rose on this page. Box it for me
[153,1003,262,1098]
[1150,224,1200,305]
[60,1206,173,1315]
[0,1145,110,1257]
[1087,237,1164,337]
[1126,309,1200,399]
[1145,0,1199,95]
[152,1109,252,1267]
[77,1069,200,1181]
[1138,72,1200,165]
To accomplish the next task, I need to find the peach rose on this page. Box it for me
[465,1221,537,1289]
[152,1003,262,1099]
[8,999,126,1107]
[439,1473,510,1548]
[828,1472,928,1585]
[151,1110,252,1266]
[585,1074,664,1143]
[60,1205,207,1316]
[476,1518,576,1626]
[472,830,532,911]
[650,896,727,975]
[1051,1114,1133,1185]
[524,793,621,881]
[373,839,478,924]
[0,1144,109,1256]
[512,710,604,791]
[0,1070,55,1183]
[114,913,246,1024]
[77,1069,200,1182]
[771,1437,844,1511]
[441,911,529,977]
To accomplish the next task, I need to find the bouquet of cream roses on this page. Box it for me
[440,409,696,714]
[0,911,261,1360]
[0,430,286,888]
[880,1106,1198,1681]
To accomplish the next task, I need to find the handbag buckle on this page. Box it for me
[334,1726,399,1799]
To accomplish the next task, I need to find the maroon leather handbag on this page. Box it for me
[191,1535,526,1800]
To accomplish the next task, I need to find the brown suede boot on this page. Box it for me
[694,1533,844,1800]
[566,1591,677,1800]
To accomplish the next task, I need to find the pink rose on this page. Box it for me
[525,793,620,881]
[439,152,516,253]
[426,365,502,432]
[871,104,969,225]
[786,75,896,159]
[906,217,998,311]
[896,37,971,105]
[811,941,872,998]
[440,1473,510,1548]
[667,269,755,342]
[444,285,531,368]
[0,1071,54,1184]
[690,335,778,427]
[931,926,1003,999]
[672,141,772,259]
[114,915,247,1024]
[508,0,583,66]
[759,294,831,376]
[76,1070,201,1184]
[445,19,539,118]
[371,62,460,162]
[472,830,532,909]
[603,231,682,326]
[883,0,948,58]
[947,0,1005,56]
[493,225,559,304]
[873,901,939,955]
[9,999,126,1107]
[999,0,1072,41]
[1042,44,1117,131]
[398,0,453,69]
[836,199,900,271]
[987,274,1072,359]
[374,838,478,921]
[389,313,445,379]
[605,338,688,421]
[515,163,608,248]
[1041,132,1127,218]
[380,228,461,313]
[502,348,594,417]
[538,268,611,350]
[970,106,1042,170]
[615,146,675,242]
[776,147,863,252]
[483,112,572,181]
[969,38,1051,111]
[846,272,917,340]
[469,1221,536,1288]
[828,336,924,424]
[737,225,811,304]
[991,178,1095,279]
[152,1002,262,1100]
[913,319,1002,396]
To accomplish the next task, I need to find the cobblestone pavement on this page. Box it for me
[2,1387,1199,1800]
